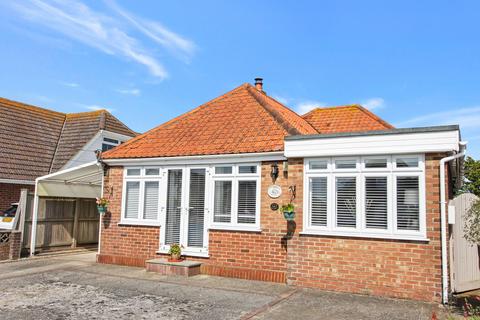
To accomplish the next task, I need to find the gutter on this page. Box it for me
[439,141,467,304]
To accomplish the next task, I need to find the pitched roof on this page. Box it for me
[103,83,317,159]
[302,105,394,134]
[103,83,394,160]
[0,97,136,181]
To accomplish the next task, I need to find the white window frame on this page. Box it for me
[121,167,163,226]
[209,163,261,232]
[303,154,427,241]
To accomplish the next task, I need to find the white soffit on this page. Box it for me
[284,126,460,157]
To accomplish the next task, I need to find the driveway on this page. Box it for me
[0,252,448,319]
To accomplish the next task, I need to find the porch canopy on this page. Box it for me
[30,161,103,255]
[36,161,103,198]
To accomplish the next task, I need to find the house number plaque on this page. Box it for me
[267,185,282,198]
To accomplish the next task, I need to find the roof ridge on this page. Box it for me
[0,96,65,117]
[102,84,250,157]
[355,105,395,129]
[245,84,303,136]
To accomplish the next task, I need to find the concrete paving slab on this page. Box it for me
[0,252,452,319]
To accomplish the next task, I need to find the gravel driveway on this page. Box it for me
[0,251,448,319]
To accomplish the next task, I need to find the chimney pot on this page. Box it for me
[254,78,263,91]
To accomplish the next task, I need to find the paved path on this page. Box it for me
[0,252,450,319]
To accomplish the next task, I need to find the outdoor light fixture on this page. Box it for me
[270,163,279,182]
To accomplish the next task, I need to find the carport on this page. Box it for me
[29,161,103,255]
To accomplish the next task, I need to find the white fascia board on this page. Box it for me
[102,130,136,141]
[37,161,100,182]
[102,151,286,166]
[285,130,460,158]
[0,179,35,185]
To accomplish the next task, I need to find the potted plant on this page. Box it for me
[96,197,109,215]
[280,203,295,221]
[168,243,183,262]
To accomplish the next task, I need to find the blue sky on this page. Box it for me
[0,1,479,157]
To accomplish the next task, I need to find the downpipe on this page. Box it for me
[439,141,467,304]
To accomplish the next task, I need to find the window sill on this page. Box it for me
[300,229,429,242]
[118,220,161,227]
[208,225,262,233]
[156,249,209,258]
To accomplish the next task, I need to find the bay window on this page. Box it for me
[210,164,260,231]
[303,155,426,240]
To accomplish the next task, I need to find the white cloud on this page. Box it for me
[272,95,289,105]
[61,82,80,88]
[105,0,196,62]
[4,0,195,78]
[117,88,141,96]
[85,105,114,113]
[361,97,385,110]
[395,106,480,129]
[295,101,327,114]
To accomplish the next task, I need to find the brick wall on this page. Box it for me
[98,154,447,302]
[0,183,33,210]
[97,166,160,267]
[286,153,446,302]
[0,231,22,261]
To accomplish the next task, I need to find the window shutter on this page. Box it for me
[365,177,388,229]
[336,177,357,228]
[396,176,420,230]
[237,180,256,224]
[214,181,232,223]
[165,170,183,244]
[125,181,140,219]
[187,169,206,247]
[311,177,328,226]
[143,181,159,220]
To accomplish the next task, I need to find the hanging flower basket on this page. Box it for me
[283,210,295,221]
[97,205,107,215]
[96,197,109,215]
[280,203,295,221]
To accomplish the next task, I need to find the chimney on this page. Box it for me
[254,77,263,91]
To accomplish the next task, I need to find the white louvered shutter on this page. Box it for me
[125,181,140,219]
[165,170,183,244]
[336,177,357,228]
[311,177,327,226]
[143,181,159,220]
[214,181,232,223]
[365,177,388,229]
[187,169,206,247]
[237,180,256,224]
[396,176,420,231]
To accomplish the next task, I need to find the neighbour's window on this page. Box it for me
[123,167,161,223]
[211,164,260,229]
[102,137,121,152]
[304,155,425,239]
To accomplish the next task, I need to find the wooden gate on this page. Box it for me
[450,193,480,292]
[23,197,99,251]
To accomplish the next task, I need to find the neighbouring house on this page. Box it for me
[97,79,465,303]
[0,97,136,249]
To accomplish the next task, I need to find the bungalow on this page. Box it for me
[98,79,465,303]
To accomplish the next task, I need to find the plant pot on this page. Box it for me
[283,210,295,221]
[169,253,182,262]
[97,205,107,215]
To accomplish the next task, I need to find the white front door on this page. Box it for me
[160,167,208,256]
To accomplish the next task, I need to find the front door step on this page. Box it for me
[146,258,202,277]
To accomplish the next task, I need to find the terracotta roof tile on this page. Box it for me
[302,105,394,134]
[103,83,317,159]
[0,97,136,181]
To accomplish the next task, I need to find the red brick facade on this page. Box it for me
[0,183,33,210]
[98,154,448,302]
